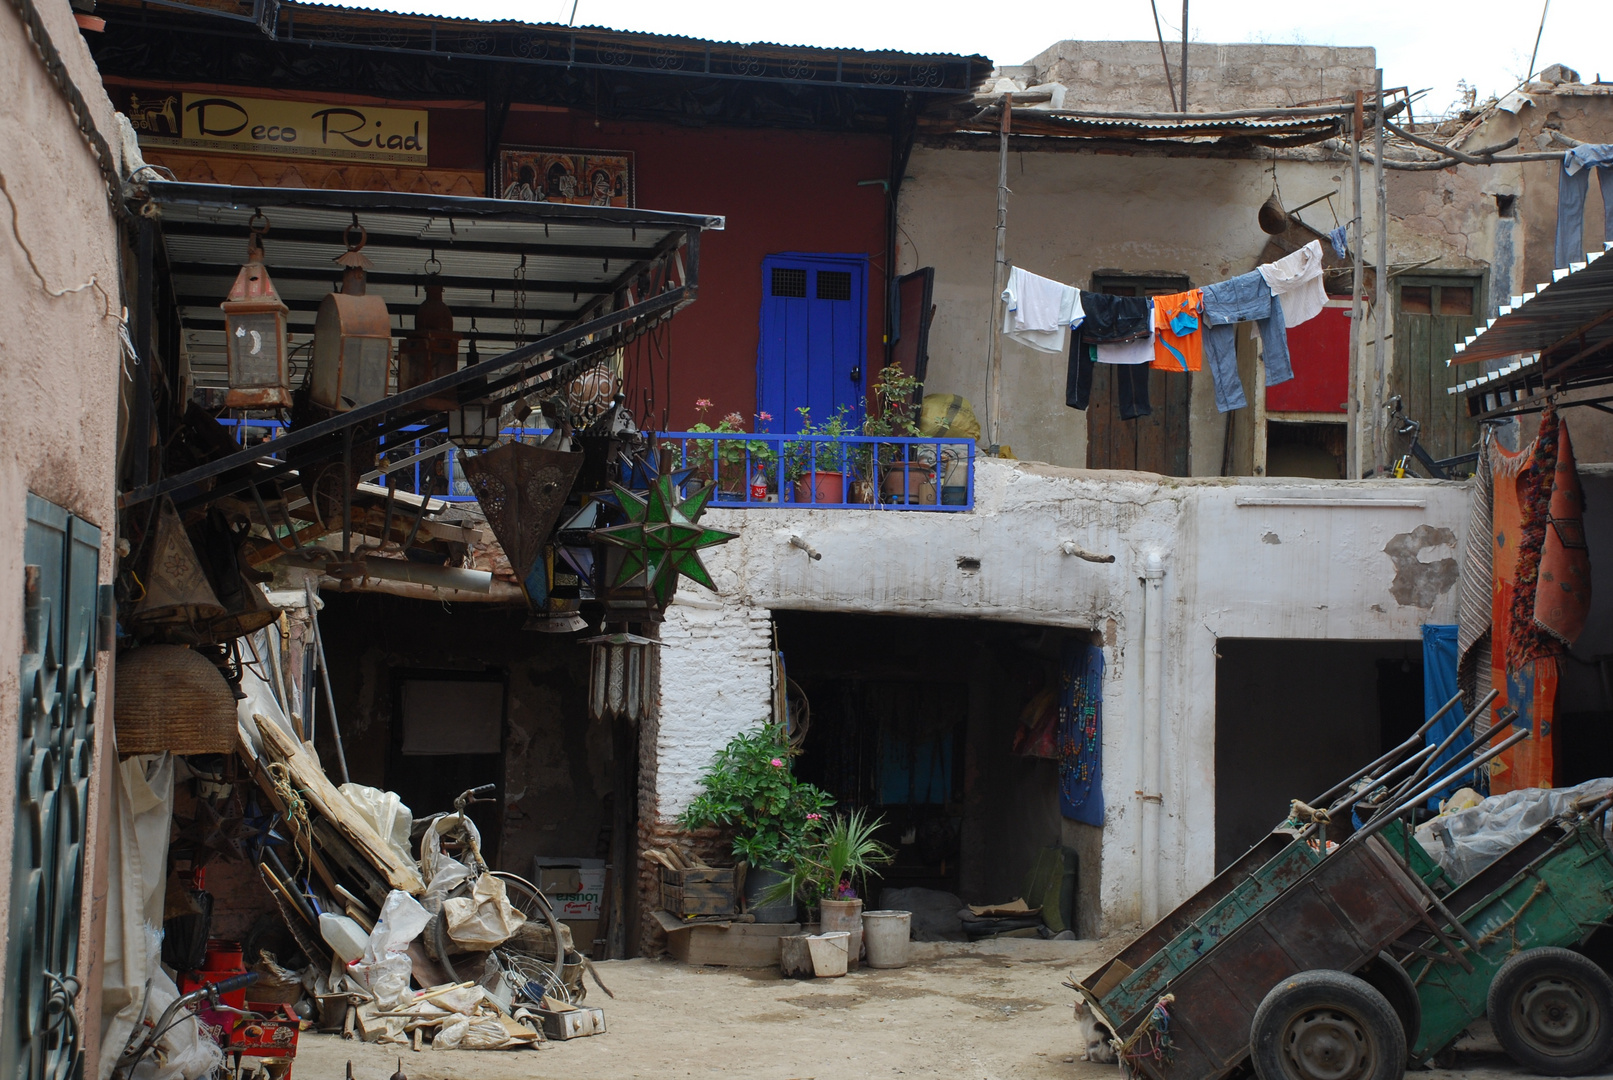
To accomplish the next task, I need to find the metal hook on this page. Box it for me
[425,248,442,276]
[343,217,367,251]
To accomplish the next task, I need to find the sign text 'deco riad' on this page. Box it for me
[131,93,429,165]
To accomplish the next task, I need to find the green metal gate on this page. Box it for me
[3,495,104,1080]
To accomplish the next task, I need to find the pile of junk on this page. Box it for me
[104,616,608,1080]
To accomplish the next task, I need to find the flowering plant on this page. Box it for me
[782,405,857,482]
[686,400,776,484]
[678,725,834,869]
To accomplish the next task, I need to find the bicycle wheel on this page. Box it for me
[430,872,567,988]
[489,872,569,996]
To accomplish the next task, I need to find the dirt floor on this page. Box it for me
[295,938,1574,1080]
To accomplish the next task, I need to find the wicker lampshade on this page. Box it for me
[113,645,240,756]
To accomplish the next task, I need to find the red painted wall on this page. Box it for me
[494,113,892,432]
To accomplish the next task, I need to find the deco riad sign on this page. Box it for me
[128,92,429,165]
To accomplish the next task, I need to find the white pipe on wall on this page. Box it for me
[1140,551,1166,925]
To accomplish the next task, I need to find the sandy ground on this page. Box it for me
[293,938,1593,1080]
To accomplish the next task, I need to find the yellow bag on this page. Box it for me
[918,394,981,441]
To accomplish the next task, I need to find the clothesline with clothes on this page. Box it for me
[999,239,1332,420]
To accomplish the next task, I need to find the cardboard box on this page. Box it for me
[533,857,606,920]
[563,918,601,957]
[665,921,801,968]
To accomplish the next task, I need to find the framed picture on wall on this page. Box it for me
[497,146,634,207]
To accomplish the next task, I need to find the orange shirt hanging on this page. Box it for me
[1151,289,1205,372]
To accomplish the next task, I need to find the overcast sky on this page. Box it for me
[318,0,1611,118]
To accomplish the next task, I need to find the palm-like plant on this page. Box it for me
[768,808,894,906]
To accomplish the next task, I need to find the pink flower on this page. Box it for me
[695,398,714,409]
[758,411,773,422]
[770,758,784,768]
[806,813,822,820]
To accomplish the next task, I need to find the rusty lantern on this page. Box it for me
[397,266,460,408]
[221,227,291,409]
[310,223,392,412]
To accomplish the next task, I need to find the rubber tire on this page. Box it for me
[1486,946,1613,1076]
[1357,953,1422,1051]
[431,872,565,985]
[1250,969,1407,1080]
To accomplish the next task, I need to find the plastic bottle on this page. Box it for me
[319,912,369,965]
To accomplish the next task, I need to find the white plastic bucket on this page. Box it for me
[861,909,912,969]
[807,931,850,978]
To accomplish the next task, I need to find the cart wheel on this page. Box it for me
[1251,969,1406,1080]
[1357,953,1421,1050]
[1486,947,1613,1075]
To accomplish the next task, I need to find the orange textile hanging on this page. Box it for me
[1489,408,1567,794]
[1535,420,1591,647]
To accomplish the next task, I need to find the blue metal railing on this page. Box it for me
[216,421,976,510]
[659,431,974,511]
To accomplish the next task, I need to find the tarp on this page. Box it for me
[1422,624,1469,808]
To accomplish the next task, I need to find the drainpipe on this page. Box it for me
[1140,552,1166,925]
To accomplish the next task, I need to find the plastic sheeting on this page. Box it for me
[349,890,431,1044]
[443,871,524,951]
[338,783,415,870]
[1415,776,1613,884]
[97,752,223,1080]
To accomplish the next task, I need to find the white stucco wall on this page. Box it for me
[652,461,1468,932]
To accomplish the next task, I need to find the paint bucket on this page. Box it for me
[861,910,912,969]
[806,932,850,978]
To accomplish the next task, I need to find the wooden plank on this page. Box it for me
[254,713,425,895]
[664,921,801,968]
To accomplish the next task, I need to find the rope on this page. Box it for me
[267,760,315,876]
[1476,880,1549,954]
[4,0,125,215]
[1117,994,1176,1077]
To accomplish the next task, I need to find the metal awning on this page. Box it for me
[147,181,723,388]
[121,180,719,509]
[1447,242,1613,417]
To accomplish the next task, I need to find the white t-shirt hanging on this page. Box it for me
[1095,335,1155,365]
[1257,239,1328,328]
[1002,266,1083,353]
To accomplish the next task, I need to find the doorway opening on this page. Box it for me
[1214,638,1423,871]
[774,611,1102,935]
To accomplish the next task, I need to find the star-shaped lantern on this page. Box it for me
[592,475,736,610]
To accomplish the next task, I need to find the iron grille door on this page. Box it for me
[4,494,102,1080]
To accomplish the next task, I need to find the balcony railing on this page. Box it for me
[660,432,975,511]
[219,421,975,510]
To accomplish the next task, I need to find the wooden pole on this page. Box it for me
[1372,69,1389,473]
[987,93,1011,449]
[1348,91,1365,480]
[1179,0,1189,111]
[1149,0,1179,111]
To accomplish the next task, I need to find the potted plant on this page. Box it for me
[767,808,893,968]
[859,366,935,504]
[688,400,777,498]
[679,725,834,922]
[784,406,854,504]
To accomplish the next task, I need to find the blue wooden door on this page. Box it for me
[757,253,868,433]
[4,495,101,1080]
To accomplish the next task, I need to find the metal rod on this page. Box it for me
[1313,690,1463,806]
[1148,0,1179,111]
[986,93,1011,449]
[306,582,351,786]
[1357,727,1531,844]
[1390,689,1499,800]
[1179,0,1189,111]
[302,579,318,743]
[1328,744,1437,818]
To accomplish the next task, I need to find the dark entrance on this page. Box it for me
[1086,273,1193,475]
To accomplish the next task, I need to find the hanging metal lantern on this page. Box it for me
[132,497,226,633]
[585,632,659,722]
[222,220,291,409]
[460,443,586,608]
[397,262,460,408]
[310,223,391,412]
[448,398,502,449]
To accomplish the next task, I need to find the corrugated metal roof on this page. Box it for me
[971,107,1347,142]
[142,180,717,385]
[287,0,987,62]
[1445,242,1613,415]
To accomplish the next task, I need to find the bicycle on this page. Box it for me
[112,972,259,1080]
[1385,395,1480,480]
[416,785,572,1003]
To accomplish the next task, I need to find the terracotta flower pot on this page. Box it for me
[881,462,936,504]
[792,471,845,504]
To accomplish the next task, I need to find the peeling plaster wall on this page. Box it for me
[897,144,1354,471]
[0,2,125,1069]
[650,461,1468,933]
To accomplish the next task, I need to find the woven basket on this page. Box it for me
[114,645,239,755]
